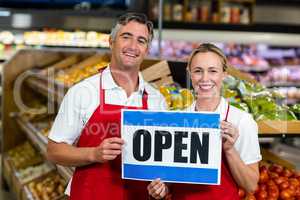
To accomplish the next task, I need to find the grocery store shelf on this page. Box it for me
[236,65,269,73]
[154,21,300,35]
[14,115,47,155]
[258,120,300,136]
[13,114,73,180]
[25,71,67,104]
[223,0,255,3]
[264,82,300,88]
[261,148,296,170]
[155,29,300,46]
[56,165,73,181]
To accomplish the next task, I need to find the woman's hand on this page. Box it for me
[220,121,239,152]
[147,178,169,199]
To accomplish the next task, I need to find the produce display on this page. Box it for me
[159,84,194,110]
[159,75,300,120]
[55,61,108,85]
[149,42,298,70]
[222,75,299,120]
[24,30,109,48]
[54,55,109,86]
[7,142,43,170]
[16,163,54,185]
[38,122,53,138]
[239,163,300,200]
[259,66,300,85]
[27,173,66,200]
[272,87,300,104]
[0,30,109,48]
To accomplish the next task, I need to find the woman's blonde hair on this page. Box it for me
[187,43,228,71]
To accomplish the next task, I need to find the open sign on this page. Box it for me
[121,110,222,185]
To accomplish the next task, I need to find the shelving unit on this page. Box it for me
[1,48,174,200]
[1,46,300,199]
[1,48,101,196]
[149,0,255,25]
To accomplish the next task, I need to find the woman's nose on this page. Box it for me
[201,71,209,81]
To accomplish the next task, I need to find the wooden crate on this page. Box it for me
[141,60,174,87]
[258,120,300,134]
[261,148,295,170]
[22,171,67,200]
[3,154,13,190]
[227,65,300,134]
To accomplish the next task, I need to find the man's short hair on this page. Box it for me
[110,12,154,45]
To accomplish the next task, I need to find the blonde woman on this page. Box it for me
[147,43,261,200]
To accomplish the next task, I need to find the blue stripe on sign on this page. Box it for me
[123,164,218,184]
[123,110,220,129]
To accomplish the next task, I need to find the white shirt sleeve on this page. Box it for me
[48,86,85,145]
[235,113,262,165]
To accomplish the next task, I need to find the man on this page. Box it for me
[47,13,167,200]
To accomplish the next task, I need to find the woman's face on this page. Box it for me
[189,52,227,100]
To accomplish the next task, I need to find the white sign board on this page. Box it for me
[121,109,221,185]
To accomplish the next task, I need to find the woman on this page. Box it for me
[147,43,262,200]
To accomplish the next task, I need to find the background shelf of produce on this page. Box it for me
[2,47,300,200]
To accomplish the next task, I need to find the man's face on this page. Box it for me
[110,21,150,70]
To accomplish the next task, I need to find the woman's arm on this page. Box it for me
[225,148,259,193]
[221,120,259,193]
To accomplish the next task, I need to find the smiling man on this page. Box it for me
[46,13,167,200]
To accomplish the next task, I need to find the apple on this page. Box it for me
[257,190,268,200]
[269,164,283,174]
[246,193,257,200]
[280,189,292,199]
[260,171,270,183]
[238,188,246,198]
[282,168,294,178]
[269,172,279,179]
[289,178,300,188]
[274,176,287,185]
[280,181,290,190]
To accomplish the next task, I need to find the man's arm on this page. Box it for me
[47,137,124,167]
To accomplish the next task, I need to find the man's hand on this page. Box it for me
[92,137,124,163]
[147,178,169,199]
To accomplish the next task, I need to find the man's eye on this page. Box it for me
[138,39,147,45]
[122,35,130,39]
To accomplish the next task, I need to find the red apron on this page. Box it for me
[171,103,240,200]
[70,71,149,200]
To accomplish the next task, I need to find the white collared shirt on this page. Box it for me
[185,97,262,165]
[49,67,167,144]
[48,67,167,195]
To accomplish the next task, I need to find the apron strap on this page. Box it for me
[99,67,107,107]
[224,102,230,122]
[141,89,148,109]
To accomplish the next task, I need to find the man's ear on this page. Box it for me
[109,36,113,49]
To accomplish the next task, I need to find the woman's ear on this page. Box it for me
[186,68,193,89]
[222,71,228,81]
